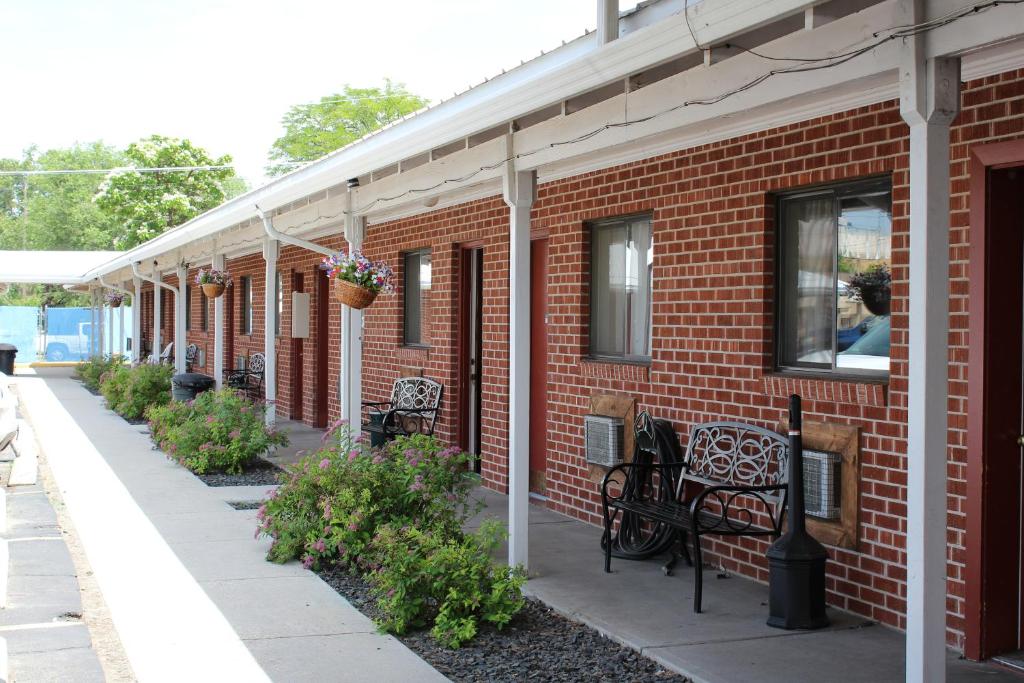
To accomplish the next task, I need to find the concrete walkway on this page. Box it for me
[15,368,444,683]
[470,490,1021,683]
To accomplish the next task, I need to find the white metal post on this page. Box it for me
[175,264,187,375]
[341,207,365,430]
[132,277,142,362]
[213,253,225,389]
[89,289,98,357]
[108,295,114,356]
[504,168,536,570]
[98,294,105,357]
[118,284,125,357]
[900,10,960,678]
[263,238,279,426]
[152,274,162,361]
[597,0,619,45]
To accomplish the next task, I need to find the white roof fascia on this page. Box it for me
[79,0,821,281]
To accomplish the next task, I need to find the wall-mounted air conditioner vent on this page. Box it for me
[803,449,842,520]
[584,414,624,467]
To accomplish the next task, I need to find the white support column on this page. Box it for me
[98,295,105,357]
[132,277,142,363]
[504,168,536,570]
[263,238,279,426]
[118,285,125,357]
[152,274,162,361]
[89,290,98,357]
[108,295,115,356]
[341,208,365,430]
[174,264,187,375]
[213,253,225,389]
[900,8,960,679]
[597,0,619,45]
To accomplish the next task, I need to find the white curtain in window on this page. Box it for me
[780,196,835,367]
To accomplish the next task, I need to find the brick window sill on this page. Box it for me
[580,357,651,382]
[762,373,887,407]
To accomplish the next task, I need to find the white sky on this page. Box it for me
[0,0,639,187]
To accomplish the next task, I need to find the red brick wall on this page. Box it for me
[358,68,1024,649]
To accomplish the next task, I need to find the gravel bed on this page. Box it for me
[317,562,688,683]
[197,459,283,487]
[227,499,262,509]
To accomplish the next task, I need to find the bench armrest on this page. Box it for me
[601,461,686,506]
[688,483,788,534]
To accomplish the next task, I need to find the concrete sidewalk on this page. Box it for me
[16,368,445,683]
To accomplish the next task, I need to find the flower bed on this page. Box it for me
[99,362,173,421]
[147,389,287,474]
[259,424,522,648]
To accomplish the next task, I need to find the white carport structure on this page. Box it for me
[1,1,1022,679]
[0,250,133,360]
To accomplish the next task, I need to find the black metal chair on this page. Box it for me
[184,343,199,372]
[224,352,265,401]
[362,377,443,443]
[602,421,789,613]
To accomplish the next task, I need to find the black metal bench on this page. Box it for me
[362,377,443,444]
[185,343,198,372]
[224,352,265,401]
[601,421,789,613]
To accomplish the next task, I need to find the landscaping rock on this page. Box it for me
[317,563,688,683]
[197,459,282,487]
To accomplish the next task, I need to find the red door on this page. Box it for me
[291,272,305,421]
[529,238,549,495]
[314,268,330,428]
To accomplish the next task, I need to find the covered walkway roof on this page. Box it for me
[0,251,121,285]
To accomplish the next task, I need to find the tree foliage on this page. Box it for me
[267,81,428,176]
[94,135,243,249]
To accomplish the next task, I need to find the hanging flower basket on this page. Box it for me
[196,268,231,299]
[845,264,891,317]
[321,250,394,310]
[104,292,124,308]
[202,283,225,298]
[334,278,378,309]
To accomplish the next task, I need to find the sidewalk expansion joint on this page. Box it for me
[241,630,380,642]
[0,621,84,633]
[639,621,878,652]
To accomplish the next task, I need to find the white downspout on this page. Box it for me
[213,251,225,389]
[262,237,279,426]
[132,277,142,363]
[133,262,178,362]
[504,153,537,571]
[899,2,960,678]
[174,262,187,375]
[597,0,619,45]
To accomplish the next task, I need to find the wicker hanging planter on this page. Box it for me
[333,278,378,310]
[109,299,122,308]
[202,283,226,299]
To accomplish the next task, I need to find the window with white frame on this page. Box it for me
[589,215,653,361]
[403,249,432,346]
[776,178,892,377]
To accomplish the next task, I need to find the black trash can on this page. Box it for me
[0,344,17,376]
[172,372,215,402]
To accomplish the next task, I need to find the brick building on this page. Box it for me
[59,0,1024,676]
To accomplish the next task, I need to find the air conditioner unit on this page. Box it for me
[803,449,842,520]
[584,414,624,467]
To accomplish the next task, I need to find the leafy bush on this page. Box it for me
[148,389,287,474]
[100,363,173,420]
[371,520,525,647]
[76,354,124,392]
[258,425,522,647]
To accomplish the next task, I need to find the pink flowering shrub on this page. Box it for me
[258,425,520,646]
[147,389,288,474]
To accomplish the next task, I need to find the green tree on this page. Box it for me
[94,135,243,249]
[267,81,428,176]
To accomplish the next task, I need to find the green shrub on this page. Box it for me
[99,363,173,420]
[258,425,522,647]
[147,389,287,474]
[371,520,525,648]
[76,354,124,392]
